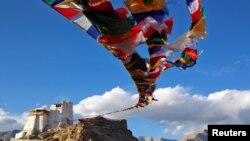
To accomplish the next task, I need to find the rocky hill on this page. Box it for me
[37,116,139,141]
[0,130,20,141]
[179,129,207,141]
[138,136,176,141]
[4,117,208,141]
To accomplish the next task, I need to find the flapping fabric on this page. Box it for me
[166,0,206,53]
[42,0,207,110]
[124,0,165,14]
[80,0,135,35]
[54,1,83,20]
[43,0,101,39]
[123,0,172,106]
[186,0,202,23]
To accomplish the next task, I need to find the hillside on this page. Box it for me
[37,116,139,141]
[3,117,208,141]
[0,130,20,141]
[179,129,207,141]
[138,136,176,141]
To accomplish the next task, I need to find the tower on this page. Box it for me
[14,101,73,139]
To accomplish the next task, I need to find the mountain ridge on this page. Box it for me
[1,117,207,141]
[0,130,20,141]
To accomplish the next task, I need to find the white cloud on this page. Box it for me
[0,108,26,132]
[73,86,250,137]
[74,87,139,118]
[2,86,249,135]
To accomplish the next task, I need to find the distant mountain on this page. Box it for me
[179,129,207,141]
[138,129,207,141]
[138,136,176,141]
[4,117,207,141]
[0,130,20,141]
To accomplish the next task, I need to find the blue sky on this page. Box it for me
[1,0,250,140]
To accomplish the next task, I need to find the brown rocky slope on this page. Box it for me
[179,129,207,141]
[38,116,139,141]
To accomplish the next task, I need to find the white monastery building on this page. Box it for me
[15,101,73,139]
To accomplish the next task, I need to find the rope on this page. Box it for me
[67,103,150,122]
[198,50,204,56]
[77,99,159,119]
[81,105,139,119]
[98,105,137,116]
[56,105,138,123]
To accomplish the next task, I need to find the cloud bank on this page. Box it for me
[1,86,250,137]
[74,86,250,136]
[0,108,26,132]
